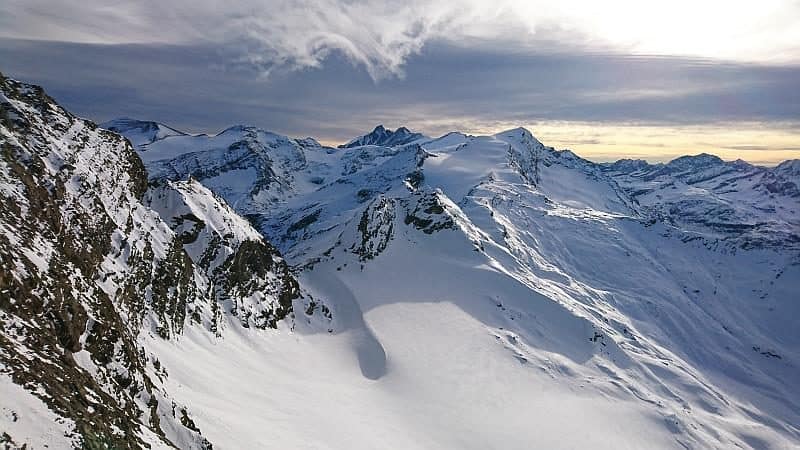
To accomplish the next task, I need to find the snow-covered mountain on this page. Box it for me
[774,159,800,182]
[0,74,317,448]
[602,154,800,249]
[2,75,799,449]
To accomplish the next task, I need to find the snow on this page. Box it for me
[146,304,678,450]
[136,133,243,163]
[0,375,80,449]
[423,135,512,202]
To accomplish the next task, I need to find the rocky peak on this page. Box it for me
[340,124,427,148]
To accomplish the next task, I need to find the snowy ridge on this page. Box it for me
[146,179,303,331]
[146,179,264,268]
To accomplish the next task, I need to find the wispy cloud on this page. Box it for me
[0,0,517,80]
[2,1,799,80]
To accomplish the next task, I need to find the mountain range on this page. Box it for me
[2,73,799,449]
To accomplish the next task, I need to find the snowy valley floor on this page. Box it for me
[146,301,678,450]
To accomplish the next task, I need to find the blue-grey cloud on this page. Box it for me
[1,38,799,143]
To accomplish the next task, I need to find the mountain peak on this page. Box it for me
[219,124,258,134]
[606,158,651,172]
[493,127,544,146]
[340,124,427,148]
[498,126,533,136]
[666,153,724,169]
[774,158,800,180]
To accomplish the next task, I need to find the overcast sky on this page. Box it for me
[1,0,799,164]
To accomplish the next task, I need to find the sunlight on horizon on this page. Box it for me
[323,121,800,167]
[528,122,800,166]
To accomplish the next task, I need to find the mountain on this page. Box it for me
[602,154,800,249]
[339,124,427,148]
[774,159,800,182]
[0,74,318,448]
[2,77,799,449]
[145,179,300,331]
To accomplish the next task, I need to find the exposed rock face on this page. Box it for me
[146,179,299,331]
[402,192,456,235]
[0,73,299,448]
[353,196,396,261]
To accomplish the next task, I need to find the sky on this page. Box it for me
[1,0,799,165]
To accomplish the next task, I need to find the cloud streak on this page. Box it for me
[2,38,798,134]
[2,1,799,80]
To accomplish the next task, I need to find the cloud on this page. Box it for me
[2,38,798,138]
[1,0,518,80]
[2,1,799,80]
[721,145,800,152]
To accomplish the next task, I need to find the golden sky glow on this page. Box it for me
[324,121,800,166]
[525,122,800,166]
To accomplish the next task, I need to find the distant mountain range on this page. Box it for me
[2,74,799,449]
